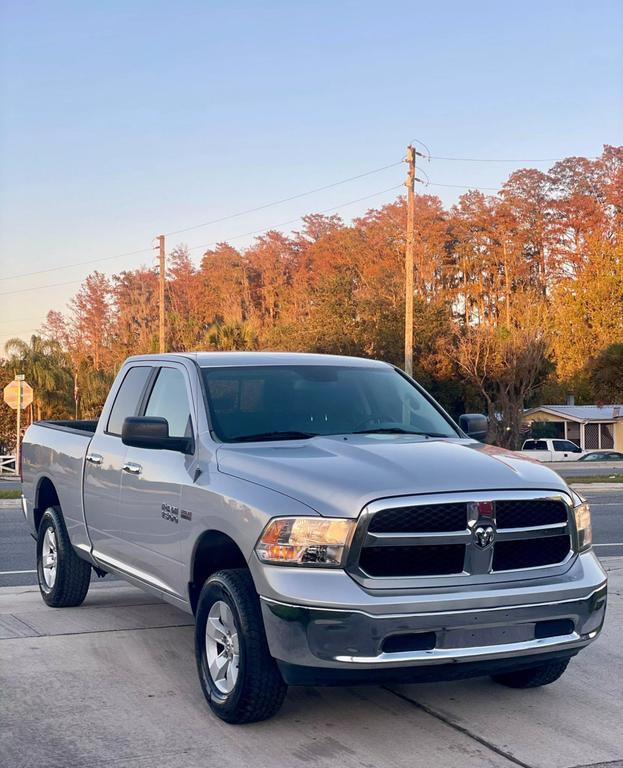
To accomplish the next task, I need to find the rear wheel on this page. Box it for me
[36,506,91,607]
[492,658,570,688]
[195,568,287,723]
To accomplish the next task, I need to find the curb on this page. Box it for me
[570,483,623,491]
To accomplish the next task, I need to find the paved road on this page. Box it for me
[1,559,621,768]
[551,460,623,478]
[0,478,21,492]
[1,488,621,586]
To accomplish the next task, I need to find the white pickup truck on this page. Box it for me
[20,352,606,723]
[518,438,585,462]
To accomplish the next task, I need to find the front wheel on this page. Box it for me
[491,658,570,688]
[195,569,287,723]
[36,506,91,607]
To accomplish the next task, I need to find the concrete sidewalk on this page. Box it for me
[1,561,622,768]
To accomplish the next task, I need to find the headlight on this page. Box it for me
[574,501,592,551]
[255,517,355,567]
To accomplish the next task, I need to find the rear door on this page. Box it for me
[116,363,196,598]
[84,365,154,560]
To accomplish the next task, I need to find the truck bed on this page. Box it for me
[37,419,99,435]
[21,421,97,553]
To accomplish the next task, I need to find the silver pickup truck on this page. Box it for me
[21,352,606,723]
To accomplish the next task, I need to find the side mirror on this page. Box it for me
[459,413,488,442]
[121,416,193,454]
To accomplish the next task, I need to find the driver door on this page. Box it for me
[116,364,196,599]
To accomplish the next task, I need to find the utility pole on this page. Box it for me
[16,375,22,475]
[157,234,166,353]
[404,145,416,376]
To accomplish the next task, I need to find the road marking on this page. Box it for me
[587,502,622,506]
[593,543,623,548]
[0,569,36,575]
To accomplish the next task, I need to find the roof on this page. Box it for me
[524,404,623,422]
[125,351,391,368]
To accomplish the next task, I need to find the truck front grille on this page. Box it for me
[351,494,573,582]
[492,535,571,571]
[359,543,466,577]
[368,503,467,533]
[495,499,567,528]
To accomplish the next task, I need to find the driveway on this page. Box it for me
[1,559,621,768]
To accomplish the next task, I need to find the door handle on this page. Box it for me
[86,453,103,466]
[122,462,143,475]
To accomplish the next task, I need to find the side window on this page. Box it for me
[144,367,193,439]
[554,440,581,452]
[107,366,152,436]
[534,440,548,450]
[523,440,536,450]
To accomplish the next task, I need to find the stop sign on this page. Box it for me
[3,379,33,410]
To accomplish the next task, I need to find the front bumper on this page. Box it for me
[254,551,607,685]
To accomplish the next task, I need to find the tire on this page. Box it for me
[195,568,287,724]
[36,506,91,607]
[491,658,570,689]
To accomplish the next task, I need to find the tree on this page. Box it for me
[452,316,552,448]
[549,239,623,380]
[10,146,621,441]
[67,271,114,370]
[3,335,73,420]
[111,268,160,359]
[586,343,623,403]
[206,322,258,351]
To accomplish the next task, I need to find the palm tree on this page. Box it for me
[206,322,258,351]
[4,335,73,420]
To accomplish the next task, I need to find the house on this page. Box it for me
[522,404,623,452]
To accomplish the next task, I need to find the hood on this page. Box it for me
[216,435,570,517]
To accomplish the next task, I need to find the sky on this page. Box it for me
[1,0,622,353]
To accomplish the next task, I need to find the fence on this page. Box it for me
[0,455,17,476]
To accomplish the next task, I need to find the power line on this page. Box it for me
[0,161,403,284]
[0,278,87,297]
[185,185,404,254]
[0,246,154,283]
[428,154,598,163]
[428,181,501,191]
[0,185,404,298]
[162,161,403,237]
[0,147,600,284]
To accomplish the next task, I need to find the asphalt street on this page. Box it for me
[551,460,623,479]
[2,487,621,587]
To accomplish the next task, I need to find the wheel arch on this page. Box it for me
[34,476,60,532]
[189,530,249,614]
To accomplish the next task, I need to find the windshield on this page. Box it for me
[201,365,459,442]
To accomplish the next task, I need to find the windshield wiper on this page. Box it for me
[229,430,317,442]
[353,427,449,437]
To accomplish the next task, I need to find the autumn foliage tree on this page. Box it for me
[3,145,621,446]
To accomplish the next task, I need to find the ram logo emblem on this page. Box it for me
[473,525,495,549]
